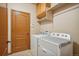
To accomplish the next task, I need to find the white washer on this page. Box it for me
[38,33,73,56]
[31,34,49,56]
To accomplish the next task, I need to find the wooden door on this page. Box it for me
[11,10,30,53]
[0,7,8,56]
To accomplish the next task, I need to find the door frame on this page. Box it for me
[6,3,8,56]
[0,4,8,56]
[11,9,30,53]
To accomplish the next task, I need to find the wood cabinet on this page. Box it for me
[36,3,50,19]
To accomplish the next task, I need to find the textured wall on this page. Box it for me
[53,4,79,55]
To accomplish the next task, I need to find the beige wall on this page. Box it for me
[40,22,53,32]
[0,3,6,7]
[7,3,40,53]
[53,5,79,55]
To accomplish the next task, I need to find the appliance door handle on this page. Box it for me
[42,48,47,53]
[39,45,47,53]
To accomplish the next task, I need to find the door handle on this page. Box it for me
[6,41,11,43]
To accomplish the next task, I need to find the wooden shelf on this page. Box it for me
[47,3,67,12]
[37,3,78,24]
[37,3,66,23]
[37,16,53,24]
[47,3,78,13]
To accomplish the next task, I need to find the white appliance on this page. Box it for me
[38,33,73,56]
[31,34,49,56]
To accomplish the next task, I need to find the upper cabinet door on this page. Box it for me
[36,3,51,19]
[40,3,46,14]
[36,3,46,19]
[36,4,41,16]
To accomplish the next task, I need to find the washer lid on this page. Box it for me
[42,37,71,48]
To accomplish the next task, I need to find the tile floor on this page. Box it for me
[9,50,32,56]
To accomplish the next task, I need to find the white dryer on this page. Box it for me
[38,33,73,56]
